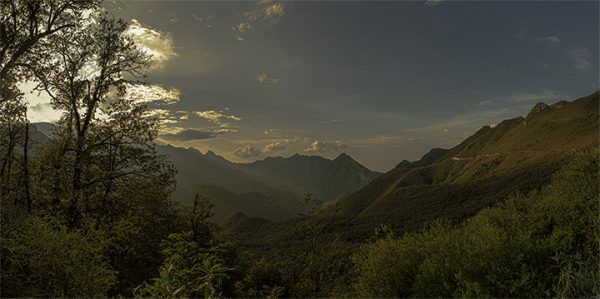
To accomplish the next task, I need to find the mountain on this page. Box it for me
[326,91,599,234]
[175,185,295,221]
[233,153,382,202]
[156,145,305,220]
[156,146,381,221]
[30,122,380,222]
[225,91,599,246]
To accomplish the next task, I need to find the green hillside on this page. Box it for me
[325,92,598,232]
[226,91,599,245]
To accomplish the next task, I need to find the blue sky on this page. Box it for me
[87,1,598,171]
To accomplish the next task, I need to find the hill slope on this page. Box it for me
[234,153,381,202]
[157,146,381,221]
[225,91,599,246]
[156,145,304,220]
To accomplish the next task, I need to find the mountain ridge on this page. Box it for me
[224,91,599,246]
[157,145,381,220]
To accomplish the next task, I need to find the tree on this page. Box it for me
[0,215,116,297]
[0,0,97,214]
[1,8,180,295]
[0,0,97,93]
[28,14,161,227]
[135,197,235,298]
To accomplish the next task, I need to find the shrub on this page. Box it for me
[0,216,116,297]
[353,151,599,297]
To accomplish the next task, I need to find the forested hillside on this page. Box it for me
[158,145,380,220]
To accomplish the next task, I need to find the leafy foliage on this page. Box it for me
[0,216,116,297]
[353,150,599,297]
[134,231,234,298]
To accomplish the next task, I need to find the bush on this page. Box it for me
[353,151,599,297]
[0,216,116,297]
[134,231,234,298]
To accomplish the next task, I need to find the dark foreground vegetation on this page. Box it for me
[1,0,598,298]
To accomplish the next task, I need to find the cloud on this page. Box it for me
[125,19,177,68]
[256,73,279,87]
[234,2,286,40]
[566,48,592,70]
[535,36,561,44]
[245,3,285,21]
[410,109,510,133]
[349,135,423,146]
[479,100,492,106]
[195,110,242,125]
[28,102,61,123]
[147,109,179,126]
[263,141,288,153]
[263,128,278,135]
[234,145,262,158]
[235,22,252,34]
[318,119,342,125]
[507,90,560,102]
[18,80,61,123]
[125,83,181,104]
[260,135,310,154]
[304,140,348,153]
[191,12,216,28]
[160,129,218,141]
[424,0,444,7]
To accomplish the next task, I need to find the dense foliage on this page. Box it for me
[352,151,599,297]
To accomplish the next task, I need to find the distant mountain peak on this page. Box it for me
[395,160,412,169]
[205,150,217,157]
[334,152,351,160]
[551,100,568,109]
[527,102,550,117]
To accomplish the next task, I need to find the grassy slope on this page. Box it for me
[224,91,599,249]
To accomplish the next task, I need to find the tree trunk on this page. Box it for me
[22,120,31,212]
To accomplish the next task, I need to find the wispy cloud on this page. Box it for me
[304,140,348,153]
[234,145,262,158]
[191,12,216,28]
[263,141,288,153]
[566,47,592,70]
[146,109,179,126]
[535,35,561,44]
[233,2,286,40]
[261,136,308,153]
[125,19,176,68]
[195,110,242,125]
[263,128,278,135]
[424,0,444,7]
[318,119,342,125]
[125,83,181,105]
[160,129,218,141]
[256,73,279,87]
[410,109,510,133]
[507,90,560,102]
[349,135,424,146]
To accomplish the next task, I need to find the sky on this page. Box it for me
[25,0,599,172]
